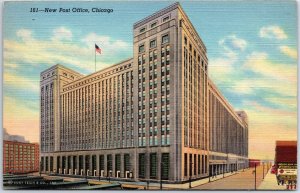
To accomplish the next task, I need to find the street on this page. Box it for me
[193,165,269,190]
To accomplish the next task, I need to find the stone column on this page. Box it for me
[59,155,63,174]
[89,155,92,176]
[120,154,124,178]
[83,155,86,176]
[96,154,100,176]
[65,156,69,174]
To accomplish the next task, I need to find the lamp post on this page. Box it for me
[98,169,101,181]
[109,170,112,182]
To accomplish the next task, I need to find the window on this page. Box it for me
[140,27,146,33]
[184,36,187,45]
[162,34,169,44]
[139,44,145,53]
[115,154,121,175]
[99,155,104,171]
[184,153,187,176]
[139,153,145,178]
[151,22,157,28]
[150,153,157,178]
[163,16,170,22]
[161,153,169,180]
[150,39,156,48]
[107,154,112,172]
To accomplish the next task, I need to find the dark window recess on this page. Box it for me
[124,154,130,171]
[151,22,157,28]
[107,154,112,173]
[140,27,145,33]
[162,34,169,44]
[50,156,53,172]
[62,156,66,170]
[79,156,83,172]
[92,155,97,173]
[163,16,170,22]
[67,156,71,171]
[139,154,145,178]
[194,154,197,175]
[161,153,169,180]
[201,155,204,174]
[85,155,90,173]
[73,156,77,173]
[46,157,49,171]
[41,157,44,171]
[150,153,157,178]
[99,155,104,170]
[115,154,121,175]
[189,154,192,176]
[139,44,145,53]
[198,155,200,174]
[150,40,156,48]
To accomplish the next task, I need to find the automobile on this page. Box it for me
[271,165,277,174]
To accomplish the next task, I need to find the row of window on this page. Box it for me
[139,34,169,53]
[139,15,170,33]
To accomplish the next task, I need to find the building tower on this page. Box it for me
[40,65,83,153]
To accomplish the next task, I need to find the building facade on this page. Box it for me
[40,2,248,183]
[208,79,248,176]
[3,140,39,174]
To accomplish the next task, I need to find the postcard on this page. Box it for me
[3,0,297,191]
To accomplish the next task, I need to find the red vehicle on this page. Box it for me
[271,165,277,174]
[274,141,297,185]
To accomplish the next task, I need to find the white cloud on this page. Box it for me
[208,56,236,81]
[243,52,297,83]
[209,35,246,82]
[82,33,130,51]
[259,25,288,40]
[52,27,73,41]
[279,45,297,59]
[16,29,32,41]
[4,72,39,92]
[222,51,297,96]
[4,28,131,73]
[219,35,247,57]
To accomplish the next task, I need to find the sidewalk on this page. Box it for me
[117,170,239,189]
[258,170,286,190]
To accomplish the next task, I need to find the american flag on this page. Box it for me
[95,44,101,54]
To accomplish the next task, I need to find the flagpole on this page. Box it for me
[95,44,96,72]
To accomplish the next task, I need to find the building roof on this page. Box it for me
[3,140,39,145]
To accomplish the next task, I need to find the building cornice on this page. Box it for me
[133,2,180,29]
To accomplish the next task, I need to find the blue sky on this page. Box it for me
[3,1,297,159]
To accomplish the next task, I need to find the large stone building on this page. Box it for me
[40,2,248,183]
